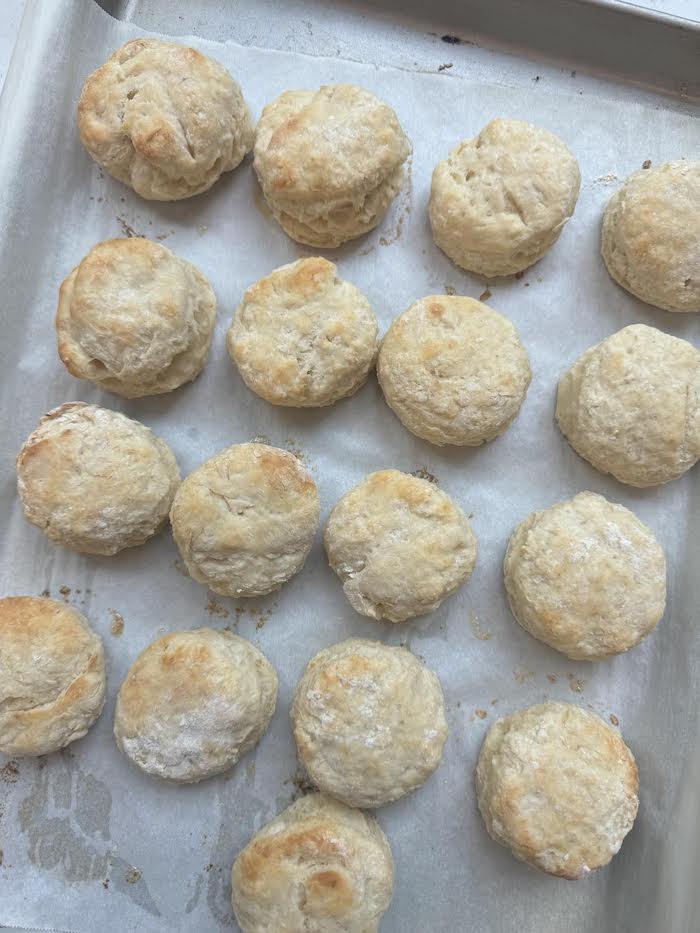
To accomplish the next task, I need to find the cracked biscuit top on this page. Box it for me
[170,443,320,597]
[429,118,580,276]
[78,38,253,200]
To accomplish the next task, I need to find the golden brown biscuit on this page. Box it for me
[292,638,447,808]
[170,443,320,597]
[231,793,394,933]
[78,39,253,200]
[228,257,378,407]
[56,238,216,397]
[253,84,410,247]
[0,597,105,757]
[476,702,639,878]
[504,492,666,659]
[114,628,277,783]
[16,402,180,555]
[602,160,700,312]
[556,324,700,486]
[324,470,477,622]
[429,119,580,276]
[377,295,531,446]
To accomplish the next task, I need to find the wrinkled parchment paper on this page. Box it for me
[1,1,699,930]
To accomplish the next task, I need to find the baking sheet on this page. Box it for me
[1,0,699,930]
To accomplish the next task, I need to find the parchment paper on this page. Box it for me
[1,1,699,931]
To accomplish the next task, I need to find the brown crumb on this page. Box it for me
[109,610,125,637]
[411,467,438,484]
[155,232,170,241]
[116,217,143,239]
[250,433,271,445]
[469,611,492,641]
[40,588,50,598]
[284,439,307,465]
[59,585,71,599]
[125,867,142,884]
[514,271,524,280]
[491,699,498,706]
[547,674,558,684]
[479,288,492,302]
[0,761,19,783]
[566,673,585,693]
[206,596,230,619]
[197,224,208,235]
[513,669,535,684]
[438,62,453,72]
[444,284,457,296]
[205,863,215,873]
[642,159,652,169]
[533,75,540,83]
[285,769,317,801]
[474,709,487,720]
[102,879,109,889]
[609,713,619,726]
[0,850,3,866]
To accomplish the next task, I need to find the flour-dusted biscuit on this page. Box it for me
[556,324,700,487]
[292,638,447,808]
[78,38,253,200]
[504,492,666,660]
[253,84,411,247]
[17,402,180,555]
[476,702,639,878]
[324,470,476,622]
[377,295,531,446]
[170,443,320,597]
[114,628,277,783]
[429,119,581,277]
[228,257,378,407]
[0,597,105,757]
[232,792,394,933]
[602,161,700,313]
[56,238,216,398]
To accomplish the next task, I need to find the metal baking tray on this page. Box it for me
[0,2,698,932]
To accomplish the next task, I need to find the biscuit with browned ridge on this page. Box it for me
[476,702,639,878]
[78,38,252,200]
[0,597,105,757]
[231,792,394,933]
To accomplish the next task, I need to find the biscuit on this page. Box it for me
[56,238,217,398]
[476,701,639,878]
[0,597,105,757]
[556,324,700,486]
[504,492,666,660]
[170,443,320,597]
[602,160,700,312]
[324,469,476,622]
[114,628,277,783]
[228,257,378,407]
[377,295,531,446]
[17,402,180,555]
[292,638,447,808]
[253,84,411,247]
[78,38,253,200]
[429,119,581,276]
[231,792,394,933]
